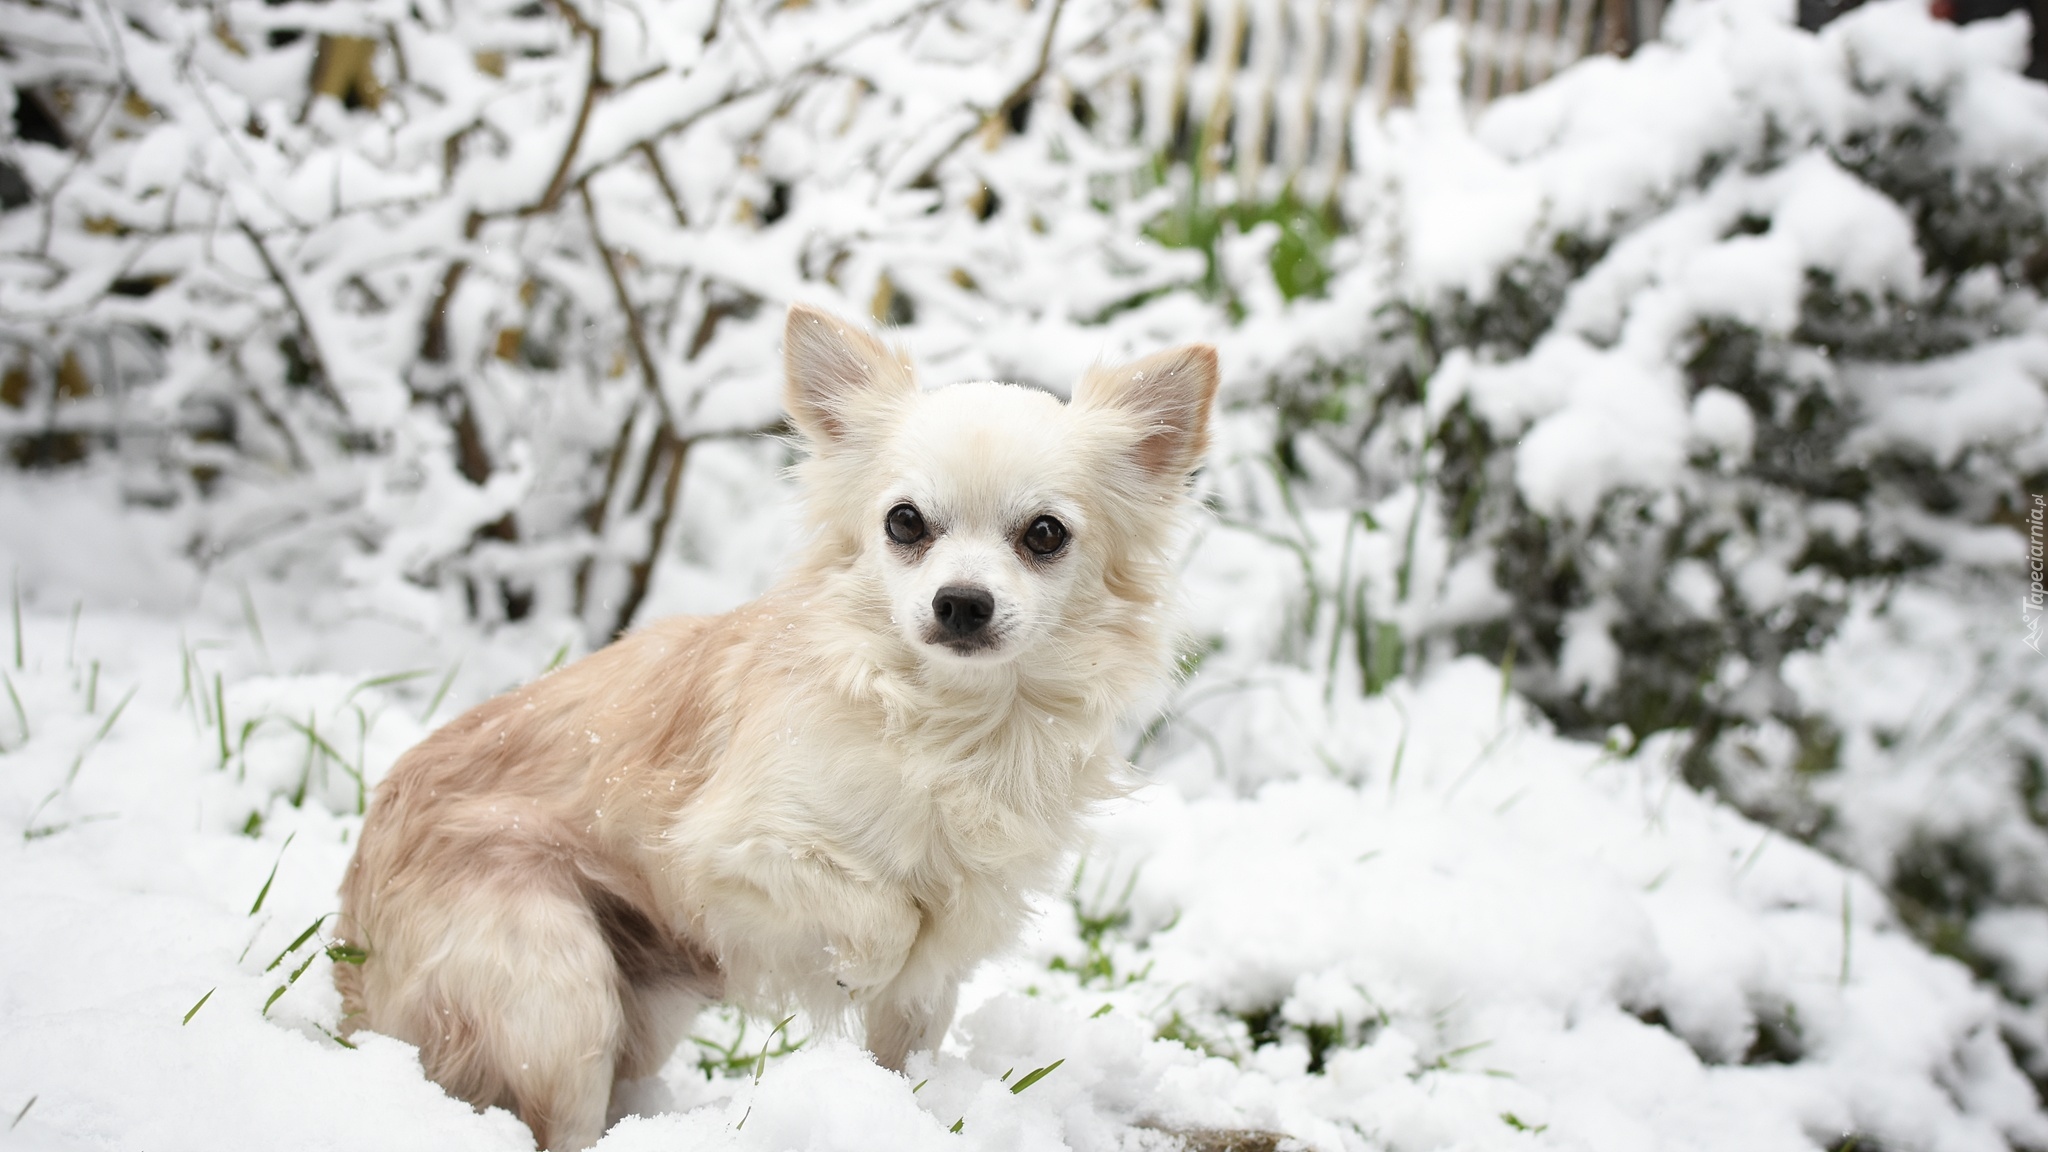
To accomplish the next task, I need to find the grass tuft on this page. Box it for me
[278,713,359,810]
[690,1008,806,1081]
[1048,861,1150,988]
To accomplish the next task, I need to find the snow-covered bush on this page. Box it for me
[0,0,1206,643]
[1192,0,2048,1091]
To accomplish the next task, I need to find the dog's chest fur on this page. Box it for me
[626,589,1123,1011]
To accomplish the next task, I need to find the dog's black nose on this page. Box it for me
[932,585,995,639]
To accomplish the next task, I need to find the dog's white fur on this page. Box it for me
[335,305,1217,1150]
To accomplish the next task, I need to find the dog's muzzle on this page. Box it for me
[930,585,996,651]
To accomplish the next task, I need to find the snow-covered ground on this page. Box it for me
[1,434,2041,1152]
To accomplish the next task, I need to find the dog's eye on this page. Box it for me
[885,503,927,545]
[1022,515,1068,556]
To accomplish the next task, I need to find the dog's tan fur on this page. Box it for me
[335,305,1216,1150]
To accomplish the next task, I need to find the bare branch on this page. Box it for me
[639,141,689,229]
[578,183,674,425]
[612,427,688,636]
[234,218,351,419]
[906,0,1069,190]
[533,0,609,216]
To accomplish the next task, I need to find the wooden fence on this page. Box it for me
[1132,0,1666,203]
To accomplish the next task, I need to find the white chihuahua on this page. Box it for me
[335,305,1217,1149]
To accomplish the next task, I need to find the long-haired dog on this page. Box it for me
[334,305,1217,1149]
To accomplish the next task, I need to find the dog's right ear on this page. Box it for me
[1073,344,1219,480]
[784,305,916,448]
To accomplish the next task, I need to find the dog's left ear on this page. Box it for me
[1073,345,1219,479]
[784,304,917,448]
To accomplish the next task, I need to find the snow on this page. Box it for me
[3,0,2046,1146]
[1,441,2039,1152]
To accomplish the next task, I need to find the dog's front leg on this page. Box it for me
[857,908,1000,1071]
[821,892,920,994]
[690,835,921,1001]
[863,977,960,1073]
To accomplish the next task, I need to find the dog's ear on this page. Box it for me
[784,305,916,447]
[1074,344,1219,479]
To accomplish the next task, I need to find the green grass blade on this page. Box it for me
[1839,877,1852,986]
[1008,1058,1063,1094]
[248,831,296,915]
[90,683,132,739]
[345,668,431,704]
[279,716,350,768]
[65,684,136,784]
[753,1013,798,1080]
[239,583,270,669]
[1387,727,1408,798]
[214,674,229,767]
[182,987,214,1024]
[421,660,461,724]
[266,914,332,972]
[261,946,324,1016]
[314,1022,357,1049]
[20,788,57,841]
[2,671,26,746]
